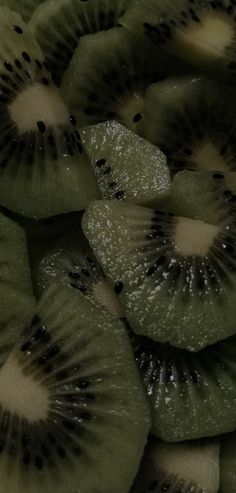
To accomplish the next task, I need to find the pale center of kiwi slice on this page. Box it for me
[180,14,234,56]
[174,217,220,256]
[118,92,144,131]
[9,82,69,133]
[191,141,229,172]
[0,354,49,422]
[93,280,124,318]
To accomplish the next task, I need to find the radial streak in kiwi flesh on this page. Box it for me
[140,75,236,176]
[61,27,188,132]
[0,7,98,219]
[36,227,125,317]
[83,200,236,350]
[131,436,220,493]
[81,120,171,205]
[29,0,130,85]
[120,0,236,81]
[0,283,150,493]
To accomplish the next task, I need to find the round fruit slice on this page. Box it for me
[30,0,130,85]
[130,329,236,441]
[0,283,150,493]
[61,27,188,132]
[0,6,98,219]
[131,436,220,493]
[120,0,236,82]
[36,227,125,317]
[81,120,171,205]
[140,75,236,175]
[83,200,236,350]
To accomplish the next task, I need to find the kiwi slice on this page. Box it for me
[0,210,35,360]
[29,0,130,85]
[83,200,236,350]
[220,432,236,493]
[0,0,45,22]
[0,283,150,492]
[130,330,236,441]
[0,6,99,219]
[81,120,171,205]
[163,170,236,225]
[36,227,125,317]
[61,27,188,132]
[131,436,220,492]
[120,0,236,82]
[140,75,236,175]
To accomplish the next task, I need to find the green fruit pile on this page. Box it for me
[0,0,235,492]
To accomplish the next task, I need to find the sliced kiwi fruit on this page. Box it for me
[0,282,150,492]
[81,120,171,205]
[140,75,236,176]
[0,0,45,22]
[83,200,236,350]
[120,0,236,82]
[0,210,35,360]
[29,0,130,86]
[61,27,189,132]
[131,436,220,492]
[163,170,236,225]
[0,6,99,219]
[130,329,236,441]
[220,432,236,493]
[36,227,125,317]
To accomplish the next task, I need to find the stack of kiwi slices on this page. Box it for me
[1,0,236,491]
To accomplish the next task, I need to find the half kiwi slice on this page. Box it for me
[131,436,220,493]
[131,329,236,441]
[0,283,150,493]
[140,75,236,175]
[0,6,98,219]
[0,210,35,359]
[61,27,188,132]
[30,0,130,85]
[163,170,236,225]
[120,0,236,82]
[0,0,45,22]
[83,200,236,350]
[81,120,171,205]
[220,432,236,493]
[35,226,125,317]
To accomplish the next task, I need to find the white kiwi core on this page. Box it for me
[93,280,124,318]
[191,141,228,172]
[174,217,220,257]
[9,82,69,133]
[0,354,49,422]
[181,14,234,56]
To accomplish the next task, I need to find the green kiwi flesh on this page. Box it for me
[163,170,236,225]
[0,0,45,22]
[36,227,125,317]
[61,27,188,132]
[0,7,99,219]
[120,0,236,82]
[0,210,35,359]
[0,283,150,493]
[220,432,236,493]
[131,436,220,493]
[81,120,171,205]
[29,0,130,85]
[140,75,236,175]
[83,200,236,350]
[131,330,236,441]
